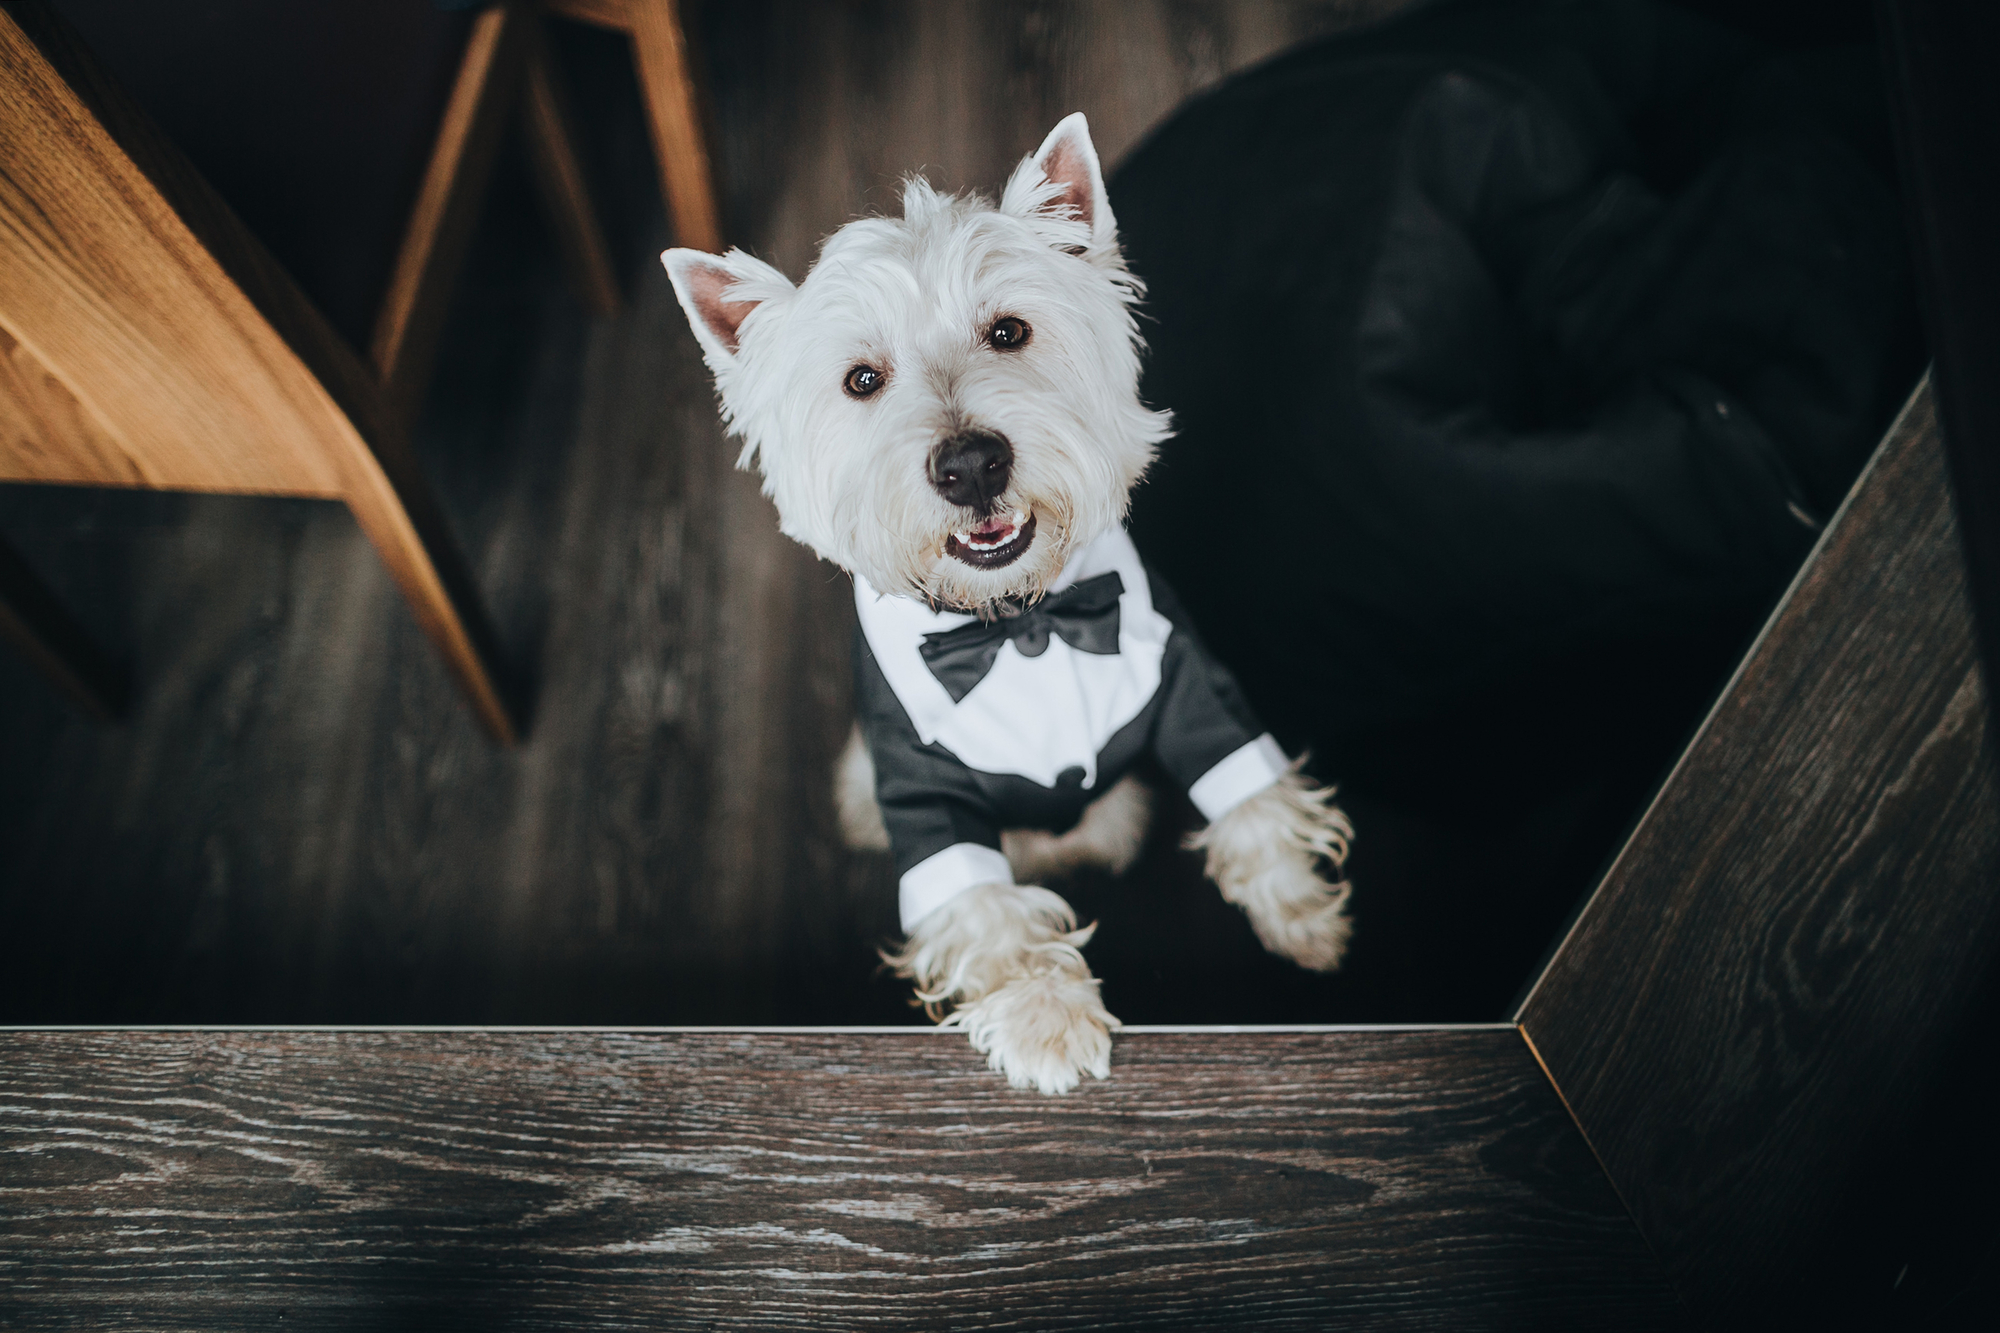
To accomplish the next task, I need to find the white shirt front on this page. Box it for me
[853,527,1172,790]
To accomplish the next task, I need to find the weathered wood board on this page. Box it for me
[0,1027,1679,1331]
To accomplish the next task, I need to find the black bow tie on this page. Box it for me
[919,572,1125,703]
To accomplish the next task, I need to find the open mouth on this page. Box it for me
[945,509,1036,569]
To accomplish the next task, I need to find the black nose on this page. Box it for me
[929,430,1013,511]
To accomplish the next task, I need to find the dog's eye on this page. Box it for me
[844,364,884,398]
[987,316,1030,351]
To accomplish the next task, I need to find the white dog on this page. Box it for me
[665,114,1353,1094]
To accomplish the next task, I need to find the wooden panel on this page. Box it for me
[371,3,533,423]
[522,15,622,316]
[628,0,722,253]
[0,1027,1683,1330]
[3,3,519,741]
[0,12,342,498]
[0,321,141,487]
[1517,378,2000,1317]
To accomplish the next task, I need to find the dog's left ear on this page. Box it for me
[1006,112,1116,251]
[661,248,792,365]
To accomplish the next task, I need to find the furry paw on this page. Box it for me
[1190,767,1355,973]
[946,970,1118,1094]
[882,882,1120,1094]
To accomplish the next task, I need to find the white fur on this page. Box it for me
[669,115,1356,1096]
[881,883,1117,1095]
[663,113,1172,615]
[1188,765,1355,972]
[835,723,891,851]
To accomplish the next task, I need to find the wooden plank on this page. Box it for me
[628,0,722,253]
[0,319,147,488]
[0,1027,1683,1330]
[521,15,622,316]
[1517,377,2000,1318]
[370,3,533,424]
[0,534,125,719]
[2,2,519,742]
[0,14,342,497]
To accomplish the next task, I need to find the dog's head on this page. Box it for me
[664,114,1171,612]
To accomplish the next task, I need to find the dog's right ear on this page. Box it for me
[661,248,791,363]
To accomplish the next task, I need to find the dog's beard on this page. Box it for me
[906,485,1093,613]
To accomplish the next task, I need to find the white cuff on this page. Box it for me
[899,842,1014,931]
[1188,733,1290,821]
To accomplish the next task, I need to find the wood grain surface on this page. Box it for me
[0,1027,1681,1331]
[0,10,341,498]
[1518,378,2000,1318]
[0,1,520,740]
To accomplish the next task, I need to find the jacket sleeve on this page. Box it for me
[854,627,1012,930]
[1146,570,1293,821]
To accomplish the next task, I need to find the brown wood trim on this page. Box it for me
[0,1027,1682,1329]
[0,534,125,720]
[628,0,723,253]
[521,13,622,316]
[540,0,722,252]
[3,2,519,742]
[1517,376,2000,1318]
[369,2,533,424]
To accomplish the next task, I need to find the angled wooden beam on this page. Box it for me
[628,0,722,252]
[1517,378,2000,1319]
[370,2,532,424]
[0,535,126,721]
[521,15,621,316]
[1,3,518,741]
[542,0,722,253]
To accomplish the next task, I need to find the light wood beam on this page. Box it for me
[522,16,621,316]
[2,3,518,741]
[370,2,532,424]
[628,0,723,253]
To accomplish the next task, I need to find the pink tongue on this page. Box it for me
[971,517,1015,538]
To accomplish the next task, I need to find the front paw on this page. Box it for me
[1247,869,1353,972]
[946,970,1119,1095]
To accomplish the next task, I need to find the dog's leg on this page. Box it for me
[883,883,1119,1094]
[1189,768,1354,971]
[1001,775,1153,883]
[835,722,891,851]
